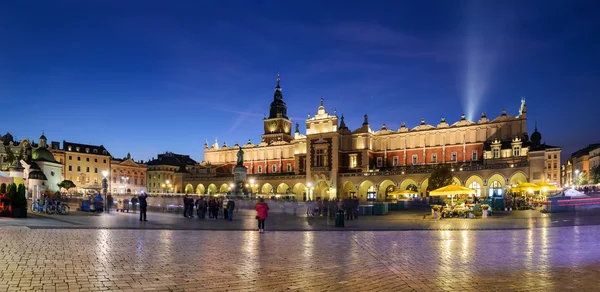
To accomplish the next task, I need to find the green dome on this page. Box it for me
[32,147,57,163]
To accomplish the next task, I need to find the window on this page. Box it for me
[77,156,80,161]
[113,177,116,183]
[513,146,521,157]
[548,155,551,159]
[68,156,72,160]
[76,176,80,182]
[94,178,98,184]
[492,148,500,158]
[377,157,383,168]
[431,154,437,163]
[86,177,89,183]
[103,159,106,163]
[554,174,557,180]
[349,154,358,168]
[547,163,552,169]
[287,164,292,172]
[141,179,144,185]
[77,166,81,172]
[315,148,325,167]
[93,149,98,153]
[412,155,418,165]
[76,147,80,151]
[158,175,161,179]
[68,146,72,151]
[553,163,557,169]
[451,152,457,162]
[469,181,481,197]
[134,178,138,185]
[68,165,72,171]
[270,165,275,172]
[94,158,97,162]
[86,157,89,162]
[472,151,477,161]
[258,166,263,173]
[393,156,398,166]
[68,176,72,180]
[86,167,89,172]
[94,168,98,173]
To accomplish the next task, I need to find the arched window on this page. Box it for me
[287,164,292,172]
[272,165,277,172]
[469,181,481,197]
[412,155,418,165]
[489,181,503,197]
[258,166,263,173]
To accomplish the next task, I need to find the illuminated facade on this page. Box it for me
[51,141,111,193]
[563,144,600,185]
[181,75,561,201]
[110,153,147,195]
[146,152,196,194]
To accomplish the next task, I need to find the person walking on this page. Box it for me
[106,194,113,213]
[196,197,207,219]
[226,197,235,221]
[138,192,148,222]
[222,197,229,220]
[131,196,138,213]
[255,198,269,233]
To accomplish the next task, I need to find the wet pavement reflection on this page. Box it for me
[1,225,599,291]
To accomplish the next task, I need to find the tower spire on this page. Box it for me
[276,71,281,87]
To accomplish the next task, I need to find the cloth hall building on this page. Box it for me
[177,75,561,202]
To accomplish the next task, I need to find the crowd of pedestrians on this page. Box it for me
[305,197,360,219]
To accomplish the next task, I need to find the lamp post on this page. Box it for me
[101,170,109,212]
[307,182,313,200]
[575,169,580,185]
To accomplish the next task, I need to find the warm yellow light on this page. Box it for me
[102,170,109,178]
[166,180,170,184]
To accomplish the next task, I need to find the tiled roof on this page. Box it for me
[62,141,111,156]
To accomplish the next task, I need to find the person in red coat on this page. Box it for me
[255,198,269,233]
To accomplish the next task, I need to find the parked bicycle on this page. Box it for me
[32,198,70,215]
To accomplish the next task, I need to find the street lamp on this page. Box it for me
[101,170,109,212]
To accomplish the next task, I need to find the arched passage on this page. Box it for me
[276,183,290,194]
[400,178,419,191]
[207,184,217,195]
[378,179,396,200]
[219,183,230,193]
[340,181,355,199]
[487,173,506,197]
[196,184,205,195]
[261,183,273,195]
[314,180,329,199]
[420,178,429,197]
[184,184,194,194]
[292,183,307,200]
[452,177,462,186]
[509,171,528,186]
[358,180,375,201]
[465,175,484,197]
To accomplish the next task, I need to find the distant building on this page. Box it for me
[146,152,196,194]
[177,75,561,201]
[19,133,63,199]
[110,153,147,195]
[51,141,111,193]
[563,143,600,185]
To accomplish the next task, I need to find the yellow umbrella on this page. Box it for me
[536,182,557,191]
[510,182,541,192]
[388,189,419,196]
[429,185,476,196]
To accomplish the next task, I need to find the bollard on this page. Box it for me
[335,210,345,227]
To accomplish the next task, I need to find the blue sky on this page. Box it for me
[1,1,598,163]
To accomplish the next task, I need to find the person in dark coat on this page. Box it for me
[182,195,189,218]
[186,196,194,218]
[138,193,148,221]
[106,194,113,213]
[196,197,207,219]
[226,197,235,221]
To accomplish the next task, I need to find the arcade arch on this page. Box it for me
[358,180,375,201]
[509,171,528,186]
[487,173,506,197]
[207,184,217,195]
[399,178,419,191]
[340,181,355,199]
[219,183,230,193]
[261,183,274,195]
[196,184,205,195]
[378,179,396,199]
[184,184,194,194]
[276,183,290,194]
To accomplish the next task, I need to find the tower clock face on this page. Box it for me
[271,120,277,128]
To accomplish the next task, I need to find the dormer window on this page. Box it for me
[93,149,98,153]
[76,147,80,151]
[68,146,72,151]
[513,146,521,157]
[492,148,500,159]
[85,148,90,153]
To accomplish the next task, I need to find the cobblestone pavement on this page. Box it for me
[5,207,600,231]
[1,226,600,291]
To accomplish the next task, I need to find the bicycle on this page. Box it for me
[31,199,44,214]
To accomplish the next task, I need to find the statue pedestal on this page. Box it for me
[233,165,248,196]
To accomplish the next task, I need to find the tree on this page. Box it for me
[0,183,6,194]
[4,145,15,167]
[16,147,24,163]
[591,166,600,184]
[427,164,454,193]
[58,180,76,194]
[577,171,588,186]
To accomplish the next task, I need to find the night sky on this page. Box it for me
[1,1,598,163]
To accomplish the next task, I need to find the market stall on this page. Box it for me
[429,185,478,219]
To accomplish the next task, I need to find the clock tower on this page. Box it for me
[262,73,293,144]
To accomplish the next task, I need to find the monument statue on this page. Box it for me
[363,114,369,125]
[236,147,244,166]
